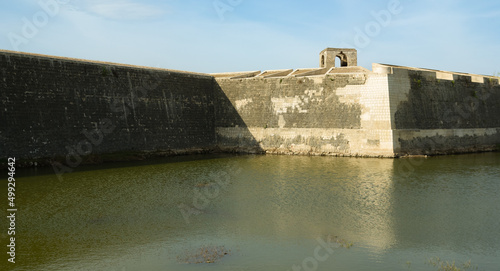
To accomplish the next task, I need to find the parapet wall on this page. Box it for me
[0,50,220,164]
[379,64,500,155]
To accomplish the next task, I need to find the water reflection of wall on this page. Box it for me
[226,156,398,250]
[389,154,500,253]
[226,154,500,255]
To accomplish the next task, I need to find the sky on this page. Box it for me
[0,0,499,75]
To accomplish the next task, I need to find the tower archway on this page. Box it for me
[319,48,357,68]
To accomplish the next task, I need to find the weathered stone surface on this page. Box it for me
[214,72,397,157]
[1,48,499,166]
[215,62,500,157]
[393,71,500,129]
[320,48,357,68]
[396,128,500,156]
[386,66,500,155]
[215,76,364,129]
[0,50,219,162]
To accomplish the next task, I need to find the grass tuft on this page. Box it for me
[101,66,109,77]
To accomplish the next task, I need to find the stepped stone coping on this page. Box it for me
[211,71,261,79]
[0,49,212,78]
[257,69,294,78]
[290,68,328,77]
[470,75,485,83]
[294,67,331,77]
[327,66,371,74]
[374,63,499,84]
[436,72,454,80]
[287,68,320,77]
[229,70,262,79]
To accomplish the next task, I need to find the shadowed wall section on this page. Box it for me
[0,50,258,165]
[383,65,500,155]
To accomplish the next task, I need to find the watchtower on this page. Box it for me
[319,48,357,68]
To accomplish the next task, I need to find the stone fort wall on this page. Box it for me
[382,65,500,155]
[0,50,224,165]
[215,64,500,157]
[214,70,395,157]
[1,49,499,165]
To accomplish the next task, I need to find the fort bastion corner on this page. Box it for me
[211,48,500,157]
[0,48,499,166]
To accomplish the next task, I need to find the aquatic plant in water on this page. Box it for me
[428,257,477,271]
[178,245,231,264]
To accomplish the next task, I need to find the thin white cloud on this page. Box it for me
[84,0,165,20]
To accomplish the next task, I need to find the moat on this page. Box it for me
[3,153,500,270]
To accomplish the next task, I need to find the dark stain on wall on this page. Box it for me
[215,75,363,129]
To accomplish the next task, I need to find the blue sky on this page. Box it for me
[0,0,499,75]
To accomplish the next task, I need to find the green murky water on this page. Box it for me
[2,153,500,270]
